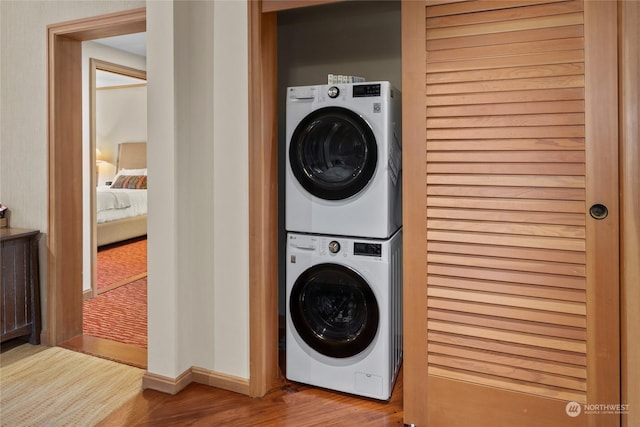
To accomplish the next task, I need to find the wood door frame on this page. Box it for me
[620,2,640,426]
[89,58,147,299]
[247,0,280,397]
[46,8,146,345]
[400,0,428,423]
[583,2,620,419]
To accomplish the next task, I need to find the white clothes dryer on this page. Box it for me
[286,229,402,400]
[286,82,402,239]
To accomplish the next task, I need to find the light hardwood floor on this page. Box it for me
[98,368,404,426]
[58,330,403,426]
[60,334,146,369]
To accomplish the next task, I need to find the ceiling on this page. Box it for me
[93,32,147,58]
[93,32,147,87]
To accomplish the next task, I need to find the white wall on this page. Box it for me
[1,0,250,383]
[211,0,249,379]
[146,0,249,379]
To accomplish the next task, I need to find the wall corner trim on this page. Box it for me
[142,367,250,396]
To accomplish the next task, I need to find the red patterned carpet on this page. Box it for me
[83,238,147,348]
[97,238,147,291]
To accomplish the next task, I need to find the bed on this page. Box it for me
[96,142,147,247]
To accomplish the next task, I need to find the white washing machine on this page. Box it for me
[286,81,402,239]
[286,229,402,400]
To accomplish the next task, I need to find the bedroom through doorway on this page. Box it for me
[61,35,148,368]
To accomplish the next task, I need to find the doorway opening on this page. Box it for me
[47,8,147,368]
[78,55,148,367]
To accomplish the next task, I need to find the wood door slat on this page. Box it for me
[427,49,584,73]
[428,287,585,314]
[427,0,582,29]
[425,0,469,8]
[428,331,587,365]
[428,309,586,341]
[427,88,584,106]
[427,138,585,151]
[427,38,583,63]
[428,275,586,302]
[428,262,585,288]
[427,112,584,127]
[427,219,585,238]
[427,63,585,86]
[428,252,586,276]
[427,126,584,139]
[428,354,587,391]
[427,13,583,40]
[426,174,584,188]
[427,25,583,51]
[428,299,586,329]
[427,100,585,116]
[426,188,585,202]
[427,230,585,252]
[426,150,585,163]
[427,208,585,226]
[427,62,584,85]
[428,320,586,353]
[426,0,570,19]
[428,342,586,378]
[428,76,584,95]
[426,163,585,176]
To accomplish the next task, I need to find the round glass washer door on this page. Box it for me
[289,263,379,358]
[289,107,378,200]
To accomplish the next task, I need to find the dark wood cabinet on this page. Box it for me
[1,228,41,344]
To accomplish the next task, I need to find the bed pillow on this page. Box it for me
[110,174,147,189]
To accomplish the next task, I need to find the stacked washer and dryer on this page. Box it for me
[285,81,403,400]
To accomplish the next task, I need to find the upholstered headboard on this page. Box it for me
[116,142,147,172]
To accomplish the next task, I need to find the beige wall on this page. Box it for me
[146,0,249,379]
[0,0,145,334]
[2,0,250,382]
[0,0,143,232]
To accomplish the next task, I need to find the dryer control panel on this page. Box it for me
[354,242,382,257]
[353,83,381,97]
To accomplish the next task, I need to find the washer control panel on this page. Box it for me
[288,234,383,260]
[328,240,341,254]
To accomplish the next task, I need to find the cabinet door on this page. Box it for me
[402,1,619,425]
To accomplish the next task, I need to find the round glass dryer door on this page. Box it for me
[289,107,378,200]
[289,263,379,358]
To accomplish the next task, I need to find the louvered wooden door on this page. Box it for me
[402,1,619,426]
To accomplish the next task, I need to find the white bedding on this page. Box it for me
[96,187,147,224]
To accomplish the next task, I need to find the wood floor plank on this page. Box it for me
[59,334,147,369]
[97,368,404,426]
